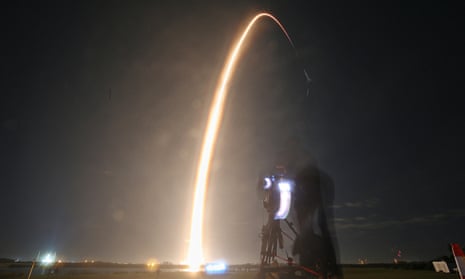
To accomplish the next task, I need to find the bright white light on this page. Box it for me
[278,181,291,192]
[40,252,56,266]
[264,177,272,189]
[275,180,292,220]
[205,261,227,274]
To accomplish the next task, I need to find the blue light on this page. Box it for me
[205,261,227,274]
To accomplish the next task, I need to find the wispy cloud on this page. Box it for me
[333,210,465,230]
[332,198,379,209]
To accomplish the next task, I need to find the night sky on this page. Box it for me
[1,1,464,264]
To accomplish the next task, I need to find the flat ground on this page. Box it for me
[1,268,457,279]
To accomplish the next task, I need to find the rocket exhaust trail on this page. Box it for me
[186,13,296,271]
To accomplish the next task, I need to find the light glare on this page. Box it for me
[205,262,227,274]
[275,180,292,220]
[40,252,56,266]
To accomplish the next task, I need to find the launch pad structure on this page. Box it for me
[256,174,320,279]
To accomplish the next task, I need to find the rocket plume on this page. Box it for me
[186,12,295,271]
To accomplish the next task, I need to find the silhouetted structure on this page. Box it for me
[292,164,342,278]
[276,137,343,278]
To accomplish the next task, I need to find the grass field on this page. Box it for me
[1,268,457,279]
[342,267,456,279]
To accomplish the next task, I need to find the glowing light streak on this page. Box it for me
[186,13,295,271]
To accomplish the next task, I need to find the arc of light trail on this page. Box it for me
[187,12,295,271]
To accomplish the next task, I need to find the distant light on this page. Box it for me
[40,252,56,266]
[146,258,159,271]
[205,261,227,274]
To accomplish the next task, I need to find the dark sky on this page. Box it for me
[1,1,464,264]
